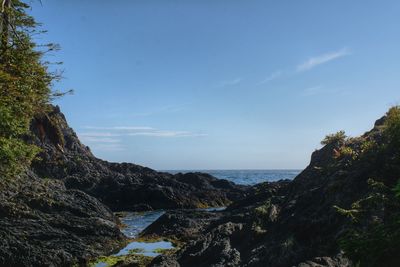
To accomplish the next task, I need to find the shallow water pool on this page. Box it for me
[115,240,174,257]
[119,210,165,238]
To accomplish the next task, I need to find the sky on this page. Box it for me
[30,0,400,170]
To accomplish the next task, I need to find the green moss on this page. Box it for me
[128,248,145,254]
[89,254,153,267]
[134,236,182,248]
[254,200,271,217]
[152,247,177,255]
[89,255,120,267]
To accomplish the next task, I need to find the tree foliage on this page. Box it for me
[0,0,57,177]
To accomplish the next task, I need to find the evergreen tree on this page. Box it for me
[0,0,58,178]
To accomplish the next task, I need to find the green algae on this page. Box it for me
[89,253,152,267]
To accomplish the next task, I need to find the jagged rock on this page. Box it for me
[140,209,223,242]
[30,106,249,211]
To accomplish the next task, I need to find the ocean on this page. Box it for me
[164,169,302,186]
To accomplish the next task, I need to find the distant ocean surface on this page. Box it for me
[163,169,302,186]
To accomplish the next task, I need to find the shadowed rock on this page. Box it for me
[0,171,125,267]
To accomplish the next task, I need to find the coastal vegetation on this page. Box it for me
[0,0,58,178]
[334,106,400,267]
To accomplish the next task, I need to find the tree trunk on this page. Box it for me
[1,0,11,54]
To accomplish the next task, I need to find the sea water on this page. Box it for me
[164,169,301,185]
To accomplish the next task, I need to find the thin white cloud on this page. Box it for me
[216,78,242,88]
[80,136,121,143]
[128,131,208,137]
[78,133,124,152]
[79,126,207,139]
[297,48,351,72]
[83,126,154,131]
[79,132,120,137]
[257,71,282,85]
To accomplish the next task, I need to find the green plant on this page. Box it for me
[321,130,347,145]
[336,178,400,267]
[0,1,61,178]
[383,106,400,148]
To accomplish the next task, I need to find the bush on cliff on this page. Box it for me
[321,130,347,146]
[336,106,400,267]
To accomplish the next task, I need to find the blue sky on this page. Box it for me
[31,0,400,170]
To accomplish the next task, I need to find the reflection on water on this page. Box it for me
[119,210,165,238]
[115,240,174,257]
[203,206,226,212]
[95,211,173,266]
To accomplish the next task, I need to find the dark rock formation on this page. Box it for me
[148,115,400,267]
[30,106,248,211]
[0,171,125,267]
[140,209,223,242]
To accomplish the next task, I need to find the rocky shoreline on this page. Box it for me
[1,106,400,266]
[0,106,250,266]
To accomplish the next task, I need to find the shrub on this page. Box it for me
[321,130,347,145]
[383,106,400,148]
[337,179,400,267]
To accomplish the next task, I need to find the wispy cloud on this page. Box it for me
[216,78,242,88]
[297,48,351,72]
[78,133,125,151]
[83,126,154,131]
[79,126,207,139]
[79,132,119,137]
[80,136,121,143]
[257,71,282,85]
[128,131,207,137]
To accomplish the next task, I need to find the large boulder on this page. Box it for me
[0,171,125,267]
